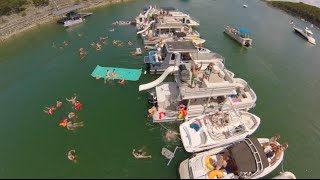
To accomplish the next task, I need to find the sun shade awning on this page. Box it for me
[52,4,88,16]
[235,27,251,34]
[230,137,269,172]
[161,7,176,11]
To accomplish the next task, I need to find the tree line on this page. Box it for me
[267,1,320,26]
[0,0,49,16]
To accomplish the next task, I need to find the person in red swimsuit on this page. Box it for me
[74,101,82,110]
[44,106,56,115]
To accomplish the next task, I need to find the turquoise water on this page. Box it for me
[0,0,319,178]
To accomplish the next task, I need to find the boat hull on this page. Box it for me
[293,28,316,45]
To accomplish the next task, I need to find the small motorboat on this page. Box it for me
[293,26,316,45]
[243,4,248,8]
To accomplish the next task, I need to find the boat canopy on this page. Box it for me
[235,28,251,34]
[230,137,269,173]
[161,7,176,11]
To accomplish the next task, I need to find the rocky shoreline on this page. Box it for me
[0,0,132,42]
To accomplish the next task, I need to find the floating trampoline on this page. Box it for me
[91,65,142,81]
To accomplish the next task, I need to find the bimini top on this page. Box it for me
[230,137,269,173]
[235,28,251,34]
[161,7,176,11]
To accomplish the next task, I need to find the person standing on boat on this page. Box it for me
[112,69,118,79]
[203,63,214,81]
[191,62,202,88]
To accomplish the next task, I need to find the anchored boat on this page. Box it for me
[179,137,285,179]
[224,26,252,47]
[293,26,316,45]
[179,112,260,153]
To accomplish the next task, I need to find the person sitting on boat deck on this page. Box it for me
[118,77,126,85]
[112,69,118,79]
[191,62,203,88]
[66,95,77,105]
[203,63,214,81]
[132,146,152,159]
[148,106,157,118]
[74,101,82,110]
[68,112,76,119]
[67,149,77,163]
[207,154,229,171]
[67,121,84,131]
[44,106,56,115]
[56,101,63,108]
[262,134,280,147]
[270,142,288,165]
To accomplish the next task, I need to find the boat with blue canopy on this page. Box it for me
[224,26,253,47]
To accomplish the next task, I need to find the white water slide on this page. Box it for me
[139,66,179,91]
[137,20,155,35]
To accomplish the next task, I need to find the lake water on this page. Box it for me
[0,0,319,178]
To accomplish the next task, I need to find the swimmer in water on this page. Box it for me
[63,41,68,46]
[56,101,63,108]
[78,33,82,37]
[43,106,56,115]
[132,146,152,159]
[118,77,126,84]
[52,42,56,48]
[91,42,96,47]
[66,95,77,105]
[66,121,84,131]
[127,41,133,46]
[74,101,82,110]
[59,118,68,127]
[68,112,76,119]
[104,70,110,84]
[67,149,77,163]
[165,130,180,142]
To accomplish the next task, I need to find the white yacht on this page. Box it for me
[143,41,218,74]
[179,137,285,179]
[294,27,316,45]
[138,21,201,46]
[179,111,260,153]
[139,46,257,123]
[135,6,200,30]
[224,26,252,47]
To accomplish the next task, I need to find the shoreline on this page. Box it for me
[262,0,320,29]
[0,0,133,42]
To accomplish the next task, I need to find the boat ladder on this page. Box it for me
[244,138,264,178]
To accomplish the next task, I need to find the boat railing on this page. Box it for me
[189,15,200,24]
[243,138,264,178]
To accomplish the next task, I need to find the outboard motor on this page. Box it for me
[179,64,190,82]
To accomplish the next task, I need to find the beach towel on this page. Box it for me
[91,65,142,81]
[190,123,200,132]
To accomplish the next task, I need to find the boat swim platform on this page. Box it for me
[52,4,89,16]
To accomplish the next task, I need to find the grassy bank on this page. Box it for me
[265,1,320,28]
[0,0,133,42]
